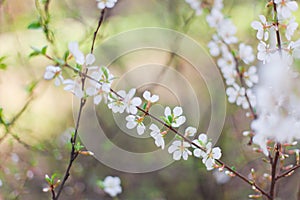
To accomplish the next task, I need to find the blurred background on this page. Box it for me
[0,0,299,199]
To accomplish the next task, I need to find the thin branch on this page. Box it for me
[276,163,300,181]
[53,9,106,200]
[91,9,106,54]
[222,41,257,119]
[269,143,280,198]
[272,1,282,54]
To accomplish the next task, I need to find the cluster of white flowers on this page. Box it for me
[250,0,300,155]
[43,42,222,172]
[204,0,257,111]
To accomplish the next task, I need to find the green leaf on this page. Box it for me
[63,50,70,61]
[0,63,7,70]
[29,46,47,58]
[41,46,48,55]
[167,115,173,124]
[0,56,7,70]
[102,67,109,79]
[0,56,6,62]
[75,142,84,151]
[96,180,104,189]
[142,102,147,110]
[27,21,42,29]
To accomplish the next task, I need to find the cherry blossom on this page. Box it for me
[125,115,146,135]
[102,176,122,197]
[149,124,165,149]
[239,43,255,64]
[184,126,197,137]
[285,17,298,40]
[274,0,298,19]
[201,142,222,171]
[207,35,228,57]
[63,79,84,98]
[122,88,142,114]
[251,15,270,41]
[107,91,126,113]
[44,65,64,86]
[192,133,208,157]
[68,42,95,66]
[164,106,186,128]
[226,84,249,109]
[96,0,118,10]
[243,66,258,88]
[218,19,238,44]
[86,66,114,104]
[168,140,192,160]
[206,9,224,28]
[257,41,273,64]
[143,90,159,103]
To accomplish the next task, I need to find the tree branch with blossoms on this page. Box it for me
[38,0,300,199]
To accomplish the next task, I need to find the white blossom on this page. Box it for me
[201,142,222,171]
[164,106,186,128]
[122,88,142,114]
[251,15,270,41]
[257,41,273,64]
[125,115,146,135]
[63,79,84,98]
[274,0,298,19]
[68,42,95,66]
[239,43,255,64]
[143,90,159,103]
[86,66,114,104]
[168,140,192,160]
[107,91,126,113]
[184,126,197,137]
[192,133,208,157]
[149,124,165,149]
[44,65,64,86]
[226,84,249,109]
[96,0,118,9]
[243,66,259,88]
[285,17,298,40]
[103,176,122,197]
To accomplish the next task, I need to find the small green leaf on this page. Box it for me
[27,21,41,29]
[0,56,6,62]
[102,67,109,79]
[96,180,104,189]
[75,142,84,151]
[0,56,7,70]
[63,50,70,61]
[167,115,173,124]
[142,102,147,110]
[41,46,48,55]
[0,63,7,70]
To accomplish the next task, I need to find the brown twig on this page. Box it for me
[52,8,106,200]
